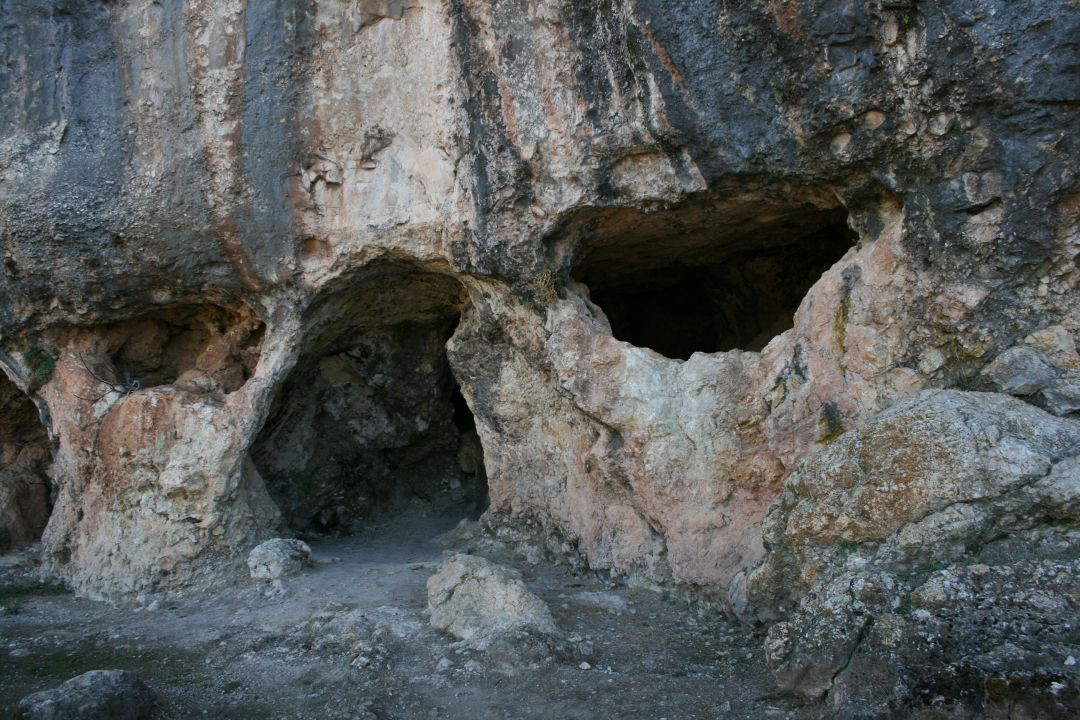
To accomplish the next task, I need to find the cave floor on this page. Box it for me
[0,514,798,719]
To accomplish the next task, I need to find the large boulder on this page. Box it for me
[763,542,1080,719]
[745,390,1080,620]
[744,390,1080,716]
[14,669,155,720]
[427,553,559,664]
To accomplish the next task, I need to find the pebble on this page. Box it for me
[578,661,592,670]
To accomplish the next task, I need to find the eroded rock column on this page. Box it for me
[26,304,293,599]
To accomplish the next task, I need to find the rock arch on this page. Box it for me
[251,262,487,535]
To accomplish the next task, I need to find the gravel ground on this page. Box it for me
[0,514,798,719]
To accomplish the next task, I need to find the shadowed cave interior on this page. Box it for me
[0,375,51,553]
[568,199,858,359]
[250,263,487,535]
[88,304,266,395]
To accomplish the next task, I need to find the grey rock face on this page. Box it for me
[747,390,1080,716]
[1039,377,1080,417]
[981,346,1060,396]
[746,390,1080,619]
[765,544,1080,719]
[14,669,155,720]
[0,2,1078,714]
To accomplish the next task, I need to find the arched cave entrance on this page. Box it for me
[0,374,52,553]
[563,194,858,359]
[250,263,486,536]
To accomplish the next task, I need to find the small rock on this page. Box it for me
[1037,376,1080,416]
[980,346,1059,396]
[15,669,155,720]
[247,538,312,581]
[432,518,481,549]
[579,661,592,670]
[574,591,630,614]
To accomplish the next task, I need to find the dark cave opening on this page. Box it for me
[566,198,858,359]
[0,375,52,553]
[250,264,487,536]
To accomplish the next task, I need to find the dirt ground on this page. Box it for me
[0,513,801,719]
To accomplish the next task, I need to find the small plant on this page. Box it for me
[901,561,944,579]
[72,352,141,404]
[21,348,56,388]
[516,262,563,313]
[838,541,860,558]
[819,402,846,444]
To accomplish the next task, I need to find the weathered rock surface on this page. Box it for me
[0,0,1077,713]
[0,0,1074,606]
[247,538,311,581]
[14,669,155,720]
[746,390,1080,716]
[762,537,1080,719]
[745,390,1080,617]
[427,554,559,656]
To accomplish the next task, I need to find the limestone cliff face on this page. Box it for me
[0,1,1077,702]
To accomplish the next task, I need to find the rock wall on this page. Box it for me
[1,0,1078,709]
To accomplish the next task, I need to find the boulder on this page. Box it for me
[1039,376,1080,417]
[426,554,558,651]
[746,390,1080,620]
[745,389,1080,716]
[14,669,155,720]
[765,549,1080,718]
[247,538,311,581]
